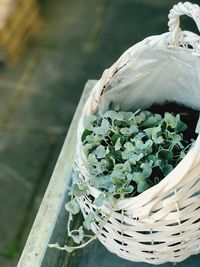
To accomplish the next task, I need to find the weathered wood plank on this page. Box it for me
[17,80,97,267]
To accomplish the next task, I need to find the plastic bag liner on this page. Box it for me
[99,46,200,113]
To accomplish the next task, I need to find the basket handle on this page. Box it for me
[168,2,200,45]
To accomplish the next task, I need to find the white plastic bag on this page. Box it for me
[99,46,200,113]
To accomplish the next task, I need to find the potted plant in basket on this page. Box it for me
[50,2,200,264]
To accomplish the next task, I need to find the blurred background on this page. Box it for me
[0,0,198,266]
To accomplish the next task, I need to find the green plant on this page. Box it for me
[50,106,193,252]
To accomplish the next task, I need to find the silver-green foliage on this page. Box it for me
[81,109,189,197]
[59,107,191,250]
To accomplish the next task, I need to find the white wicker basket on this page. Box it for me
[75,2,200,264]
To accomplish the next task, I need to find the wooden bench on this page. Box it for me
[0,0,42,67]
[17,80,97,267]
[17,80,200,267]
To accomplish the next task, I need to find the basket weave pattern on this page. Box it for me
[75,2,200,264]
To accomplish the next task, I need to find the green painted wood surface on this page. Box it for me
[17,80,97,267]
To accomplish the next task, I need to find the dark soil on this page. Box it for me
[149,102,199,142]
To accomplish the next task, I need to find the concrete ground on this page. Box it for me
[0,0,198,266]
